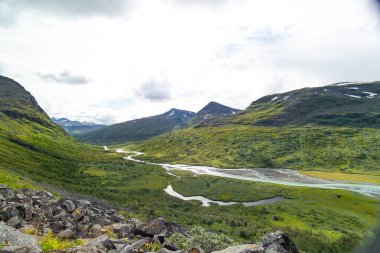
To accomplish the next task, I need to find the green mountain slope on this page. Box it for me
[0,75,112,182]
[203,82,380,128]
[135,82,380,173]
[75,108,196,144]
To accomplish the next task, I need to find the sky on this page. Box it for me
[1,0,380,124]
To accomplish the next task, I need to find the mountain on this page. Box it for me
[135,81,380,173]
[51,117,106,135]
[203,82,380,128]
[76,108,196,144]
[0,75,107,185]
[187,101,241,126]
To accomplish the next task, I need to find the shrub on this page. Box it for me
[39,231,83,252]
[166,226,234,253]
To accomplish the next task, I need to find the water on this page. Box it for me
[114,148,380,200]
[164,185,286,207]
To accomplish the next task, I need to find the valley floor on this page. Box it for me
[1,145,379,253]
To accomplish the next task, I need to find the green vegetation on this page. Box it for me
[167,226,234,253]
[134,125,380,174]
[170,175,380,253]
[39,231,83,251]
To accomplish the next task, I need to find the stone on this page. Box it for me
[0,222,41,252]
[0,194,6,208]
[157,249,187,253]
[58,228,75,239]
[7,216,22,229]
[134,217,186,238]
[260,231,298,253]
[24,207,33,221]
[112,223,134,238]
[189,246,205,253]
[59,199,76,212]
[211,244,259,253]
[164,243,180,251]
[117,239,148,253]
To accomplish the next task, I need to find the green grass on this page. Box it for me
[300,171,380,185]
[170,175,380,252]
[134,125,380,174]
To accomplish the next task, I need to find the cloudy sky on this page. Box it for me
[1,0,380,124]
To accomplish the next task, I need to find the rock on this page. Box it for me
[59,199,76,212]
[24,207,33,221]
[117,239,148,253]
[7,216,22,229]
[134,217,186,238]
[58,228,75,239]
[0,194,6,208]
[164,243,180,251]
[0,222,41,252]
[260,231,298,253]
[112,223,134,238]
[157,249,187,253]
[189,246,205,253]
[85,235,115,250]
[212,244,259,253]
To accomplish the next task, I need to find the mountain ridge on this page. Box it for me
[51,117,107,135]
[201,81,380,128]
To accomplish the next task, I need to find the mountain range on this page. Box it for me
[75,101,240,144]
[51,117,106,135]
[134,81,380,172]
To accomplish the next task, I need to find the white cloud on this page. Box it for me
[38,71,90,85]
[0,0,379,124]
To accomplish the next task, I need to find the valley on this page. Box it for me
[1,75,380,252]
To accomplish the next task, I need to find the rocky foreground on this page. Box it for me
[0,185,298,253]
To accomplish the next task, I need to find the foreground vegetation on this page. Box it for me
[134,125,380,174]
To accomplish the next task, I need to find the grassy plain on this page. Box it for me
[300,171,380,185]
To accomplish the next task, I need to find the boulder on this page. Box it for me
[117,239,148,253]
[157,249,187,253]
[7,216,22,229]
[260,231,298,253]
[59,199,76,212]
[212,244,259,253]
[58,228,75,239]
[134,217,186,238]
[0,222,41,252]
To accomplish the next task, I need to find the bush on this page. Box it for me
[166,226,234,253]
[39,231,83,252]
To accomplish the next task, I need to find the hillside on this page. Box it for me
[202,82,380,128]
[135,82,380,173]
[75,108,196,144]
[51,117,106,135]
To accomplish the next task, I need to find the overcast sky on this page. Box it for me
[1,0,380,124]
